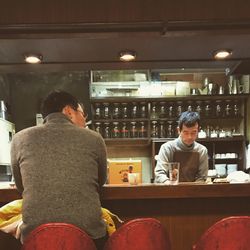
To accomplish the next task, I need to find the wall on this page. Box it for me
[2,71,90,132]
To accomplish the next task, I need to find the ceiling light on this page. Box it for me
[213,49,232,60]
[24,54,42,64]
[119,51,136,62]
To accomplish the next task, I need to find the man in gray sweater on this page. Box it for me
[11,90,108,249]
[155,111,208,183]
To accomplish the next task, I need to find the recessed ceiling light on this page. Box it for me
[213,49,232,59]
[24,54,42,64]
[119,51,136,62]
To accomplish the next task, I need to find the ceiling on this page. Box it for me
[1,21,250,74]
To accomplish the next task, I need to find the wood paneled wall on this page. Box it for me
[0,0,250,25]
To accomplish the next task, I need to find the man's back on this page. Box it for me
[11,113,107,242]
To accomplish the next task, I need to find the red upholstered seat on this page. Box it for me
[22,223,96,250]
[104,218,171,250]
[193,216,250,250]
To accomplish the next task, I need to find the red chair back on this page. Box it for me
[193,216,250,250]
[22,223,96,250]
[104,218,171,250]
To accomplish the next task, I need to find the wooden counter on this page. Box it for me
[1,182,250,250]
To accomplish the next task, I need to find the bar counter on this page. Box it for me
[1,182,250,250]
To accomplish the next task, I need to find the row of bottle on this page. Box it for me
[93,102,147,119]
[151,100,241,119]
[93,121,178,139]
[93,121,148,138]
[93,100,241,120]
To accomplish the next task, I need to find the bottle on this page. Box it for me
[103,122,111,138]
[139,102,147,118]
[138,121,147,138]
[159,121,166,138]
[121,103,128,119]
[112,122,120,138]
[94,103,101,119]
[159,102,166,118]
[151,102,157,119]
[131,102,138,118]
[94,122,102,135]
[103,103,111,119]
[130,122,138,138]
[112,103,120,119]
[121,122,129,138]
[151,121,158,138]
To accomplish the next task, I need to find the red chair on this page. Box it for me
[104,218,171,250]
[22,223,96,250]
[193,216,250,250]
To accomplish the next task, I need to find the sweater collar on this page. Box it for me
[176,136,195,151]
[43,112,73,124]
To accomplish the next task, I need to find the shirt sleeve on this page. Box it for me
[10,136,24,194]
[96,135,108,186]
[195,146,209,182]
[154,143,173,183]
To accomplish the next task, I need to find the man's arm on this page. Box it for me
[96,135,108,186]
[195,147,209,182]
[154,144,173,183]
[10,136,24,193]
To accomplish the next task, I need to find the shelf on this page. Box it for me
[104,138,151,146]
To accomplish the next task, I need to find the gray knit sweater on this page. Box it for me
[154,136,208,183]
[11,113,107,242]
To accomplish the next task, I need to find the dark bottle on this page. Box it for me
[121,122,129,138]
[166,121,174,138]
[94,103,101,119]
[103,122,111,138]
[233,102,240,116]
[112,122,120,138]
[130,122,138,138]
[151,102,157,119]
[121,103,128,119]
[159,121,166,138]
[112,103,120,119]
[215,100,222,117]
[168,103,174,118]
[195,102,202,116]
[176,101,183,117]
[139,102,147,118]
[131,102,138,118]
[225,100,232,117]
[204,101,211,117]
[138,121,147,138]
[94,122,102,135]
[159,102,166,118]
[151,121,158,138]
[103,103,111,119]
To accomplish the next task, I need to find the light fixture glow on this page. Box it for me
[24,54,42,64]
[119,51,136,62]
[213,49,232,59]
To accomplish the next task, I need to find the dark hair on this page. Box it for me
[41,90,79,118]
[178,111,200,131]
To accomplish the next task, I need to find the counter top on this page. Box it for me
[101,182,250,200]
[1,182,250,204]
